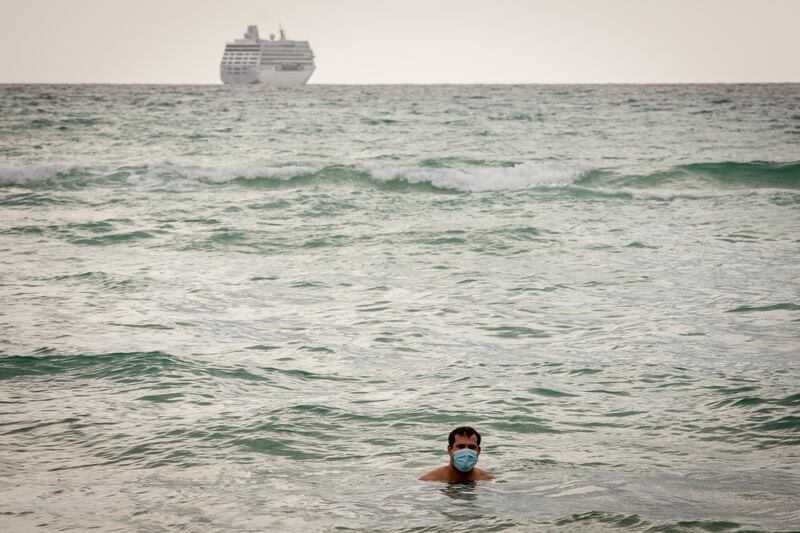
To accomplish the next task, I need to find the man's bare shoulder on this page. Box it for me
[472,467,495,480]
[419,466,451,481]
[419,466,495,482]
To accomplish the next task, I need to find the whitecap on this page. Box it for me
[357,161,586,192]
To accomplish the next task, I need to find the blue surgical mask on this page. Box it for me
[453,449,478,472]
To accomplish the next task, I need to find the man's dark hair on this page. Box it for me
[448,426,481,446]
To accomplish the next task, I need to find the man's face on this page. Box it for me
[448,433,480,463]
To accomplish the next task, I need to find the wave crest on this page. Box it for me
[357,161,585,192]
[582,161,800,191]
[0,163,88,185]
[0,161,585,192]
[2,160,798,194]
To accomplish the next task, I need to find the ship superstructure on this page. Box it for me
[220,25,315,86]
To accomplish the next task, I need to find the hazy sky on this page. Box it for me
[2,0,798,84]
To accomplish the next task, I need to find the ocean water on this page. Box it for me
[1,83,799,532]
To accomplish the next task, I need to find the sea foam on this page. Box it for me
[356,161,586,192]
[0,163,87,185]
[3,160,797,195]
[0,161,586,192]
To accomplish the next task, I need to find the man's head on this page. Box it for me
[448,426,481,448]
[447,426,482,471]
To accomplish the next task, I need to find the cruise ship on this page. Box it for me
[220,25,315,86]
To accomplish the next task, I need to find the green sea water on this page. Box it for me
[1,84,799,531]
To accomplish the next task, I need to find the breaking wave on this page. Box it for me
[1,160,798,194]
[0,163,90,185]
[0,161,586,192]
[355,161,584,191]
[582,161,800,191]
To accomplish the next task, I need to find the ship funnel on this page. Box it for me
[244,25,260,41]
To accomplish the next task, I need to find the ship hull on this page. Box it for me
[221,66,314,86]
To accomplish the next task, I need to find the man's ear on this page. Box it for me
[477,446,481,454]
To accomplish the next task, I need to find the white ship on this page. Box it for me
[220,25,315,86]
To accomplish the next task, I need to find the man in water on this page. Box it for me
[419,426,495,482]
